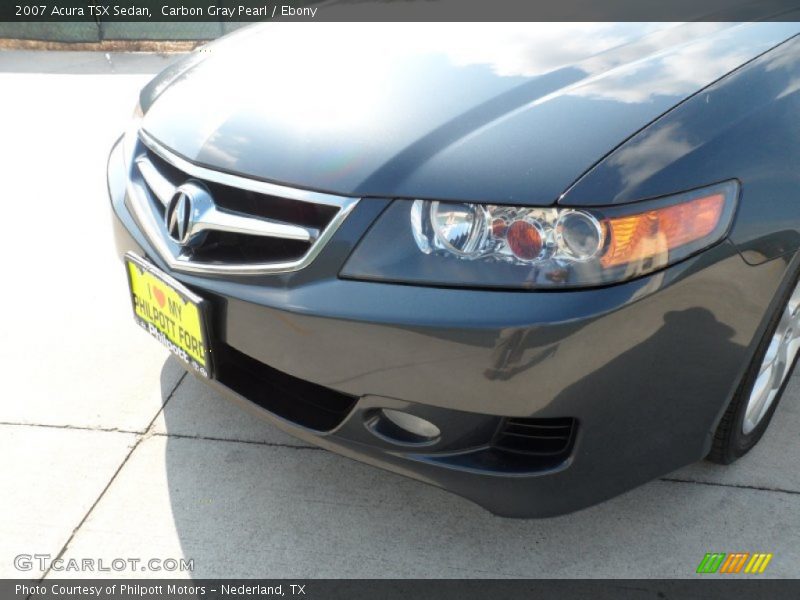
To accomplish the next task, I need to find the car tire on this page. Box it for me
[708,264,800,464]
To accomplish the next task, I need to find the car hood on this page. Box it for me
[141,22,800,205]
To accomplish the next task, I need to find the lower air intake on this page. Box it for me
[494,417,577,457]
[214,343,358,432]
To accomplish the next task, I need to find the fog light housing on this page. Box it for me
[366,409,441,446]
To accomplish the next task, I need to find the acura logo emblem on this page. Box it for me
[161,179,317,251]
[165,182,212,247]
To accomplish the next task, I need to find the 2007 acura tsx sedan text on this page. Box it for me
[108,22,800,517]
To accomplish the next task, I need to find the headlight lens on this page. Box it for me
[412,201,491,256]
[341,181,738,289]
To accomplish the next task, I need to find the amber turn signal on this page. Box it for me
[601,193,726,269]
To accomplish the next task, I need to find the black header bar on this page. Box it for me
[4,579,800,600]
[2,0,800,23]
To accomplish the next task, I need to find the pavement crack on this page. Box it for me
[151,431,320,450]
[0,421,141,435]
[35,372,187,584]
[659,476,800,496]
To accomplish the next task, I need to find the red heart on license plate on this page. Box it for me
[152,285,166,309]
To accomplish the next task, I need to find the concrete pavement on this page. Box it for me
[0,50,798,580]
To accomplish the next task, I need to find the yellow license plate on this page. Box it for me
[124,253,212,378]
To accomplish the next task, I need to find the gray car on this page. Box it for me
[109,23,800,516]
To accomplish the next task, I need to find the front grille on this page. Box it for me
[143,147,340,234]
[214,343,358,432]
[138,144,330,264]
[493,417,577,457]
[187,230,311,265]
[129,132,358,275]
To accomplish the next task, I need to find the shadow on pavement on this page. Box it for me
[157,347,800,578]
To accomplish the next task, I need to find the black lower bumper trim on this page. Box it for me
[214,343,358,432]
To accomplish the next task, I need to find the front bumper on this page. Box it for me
[108,138,790,517]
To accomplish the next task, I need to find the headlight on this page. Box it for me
[341,181,738,289]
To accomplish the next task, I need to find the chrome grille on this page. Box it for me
[126,130,359,275]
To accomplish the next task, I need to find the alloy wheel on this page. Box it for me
[743,279,800,434]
